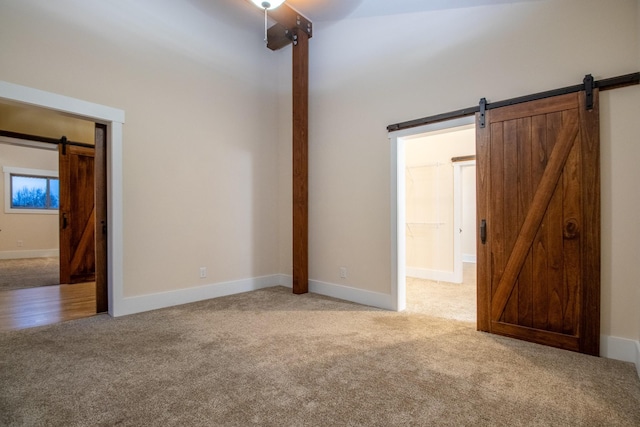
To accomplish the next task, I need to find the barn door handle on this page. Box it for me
[480,219,487,244]
[62,213,68,230]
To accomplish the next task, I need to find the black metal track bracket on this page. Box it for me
[584,74,594,110]
[479,98,487,128]
[60,135,67,155]
[387,72,639,133]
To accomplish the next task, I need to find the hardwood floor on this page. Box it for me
[0,282,97,332]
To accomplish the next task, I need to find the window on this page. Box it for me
[11,174,59,209]
[3,167,59,214]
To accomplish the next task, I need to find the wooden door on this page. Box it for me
[476,90,600,355]
[59,144,96,285]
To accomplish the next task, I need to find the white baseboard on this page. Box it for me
[114,274,283,317]
[278,275,394,310]
[310,280,395,310]
[462,254,477,263]
[0,249,59,260]
[278,274,293,287]
[115,274,394,317]
[406,267,457,283]
[601,335,640,371]
[603,336,640,378]
[636,341,640,379]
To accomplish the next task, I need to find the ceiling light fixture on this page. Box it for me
[250,0,286,44]
[250,0,285,10]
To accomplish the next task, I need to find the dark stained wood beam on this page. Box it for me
[266,23,292,51]
[261,3,312,294]
[266,3,312,51]
[451,155,476,163]
[292,28,309,294]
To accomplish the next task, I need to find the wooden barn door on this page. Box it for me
[476,90,600,355]
[59,144,96,285]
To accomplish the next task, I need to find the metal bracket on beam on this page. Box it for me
[479,98,487,128]
[265,4,312,51]
[286,13,312,38]
[583,74,594,110]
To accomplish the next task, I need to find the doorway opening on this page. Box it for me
[0,79,125,320]
[390,116,476,320]
[0,116,101,329]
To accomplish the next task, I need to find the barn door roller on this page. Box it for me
[60,135,67,155]
[583,74,594,110]
[479,98,487,128]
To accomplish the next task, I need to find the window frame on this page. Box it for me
[3,166,59,215]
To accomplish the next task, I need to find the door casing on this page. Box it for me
[390,116,476,312]
[0,80,124,316]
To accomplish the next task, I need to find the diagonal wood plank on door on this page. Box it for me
[70,206,96,275]
[491,111,579,320]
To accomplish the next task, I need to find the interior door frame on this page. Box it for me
[0,80,125,317]
[389,116,475,311]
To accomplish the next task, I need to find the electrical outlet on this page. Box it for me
[339,267,347,279]
[199,267,207,278]
[17,240,23,247]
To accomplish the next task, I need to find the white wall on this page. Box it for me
[0,0,282,298]
[0,142,59,256]
[600,85,640,341]
[283,0,640,343]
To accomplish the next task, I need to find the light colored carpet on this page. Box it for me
[0,257,60,291]
[1,286,639,426]
[406,263,477,322]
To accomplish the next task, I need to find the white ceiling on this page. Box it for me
[262,0,541,22]
[187,0,542,34]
